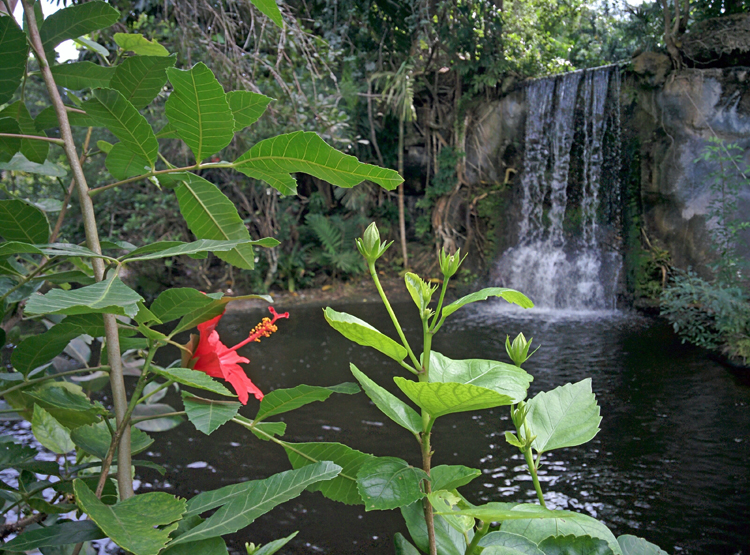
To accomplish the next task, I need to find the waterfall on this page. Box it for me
[495,66,622,310]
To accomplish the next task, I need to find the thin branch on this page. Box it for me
[0,133,64,145]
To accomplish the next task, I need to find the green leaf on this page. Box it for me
[253,532,298,555]
[154,367,233,397]
[0,199,50,243]
[2,521,104,551]
[356,456,427,511]
[161,537,228,555]
[40,1,119,53]
[70,420,153,459]
[124,239,270,262]
[428,351,533,404]
[170,462,341,546]
[182,392,241,435]
[50,62,115,90]
[617,535,668,555]
[249,420,286,441]
[35,105,97,130]
[324,307,407,362]
[394,377,514,418]
[434,501,574,522]
[0,116,21,160]
[526,379,601,454]
[284,442,373,505]
[394,533,422,555]
[165,63,234,162]
[226,90,273,131]
[25,273,143,318]
[24,381,101,415]
[0,101,49,164]
[74,480,185,555]
[255,382,359,422]
[113,33,170,56]
[0,17,28,105]
[110,55,176,109]
[479,531,545,554]
[234,131,403,195]
[132,403,183,432]
[482,548,535,555]
[0,153,67,177]
[401,500,467,555]
[429,464,481,491]
[538,535,614,555]
[249,0,283,27]
[441,287,533,319]
[170,293,272,336]
[32,405,75,454]
[150,287,217,322]
[83,88,158,166]
[426,491,476,534]
[0,440,37,471]
[105,142,150,180]
[502,513,622,555]
[173,173,258,270]
[349,363,421,434]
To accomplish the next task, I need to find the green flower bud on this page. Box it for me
[356,222,392,264]
[505,332,538,367]
[438,247,466,279]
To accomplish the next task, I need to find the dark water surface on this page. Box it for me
[139,301,750,555]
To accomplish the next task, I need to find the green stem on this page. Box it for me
[523,447,547,508]
[429,278,450,332]
[131,410,185,425]
[367,261,421,371]
[88,161,236,196]
[0,366,110,397]
[464,521,490,555]
[0,133,65,145]
[0,258,53,305]
[136,380,175,405]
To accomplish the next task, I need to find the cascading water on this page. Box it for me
[495,65,622,310]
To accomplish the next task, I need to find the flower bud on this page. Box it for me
[356,222,392,264]
[505,332,537,367]
[438,247,466,279]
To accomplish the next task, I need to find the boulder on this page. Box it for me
[631,51,672,87]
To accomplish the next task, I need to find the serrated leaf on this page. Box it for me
[502,513,621,555]
[428,351,532,404]
[166,63,234,162]
[40,1,119,52]
[617,535,668,555]
[24,381,101,415]
[35,105,97,130]
[70,420,153,459]
[83,88,158,166]
[227,90,273,131]
[114,33,170,56]
[150,287,216,323]
[32,405,74,454]
[401,500,466,555]
[12,314,104,375]
[2,521,104,551]
[182,392,241,435]
[284,442,373,505]
[349,363,421,434]
[0,441,37,471]
[0,17,28,105]
[0,101,49,164]
[538,535,614,555]
[170,462,340,546]
[170,293,272,336]
[234,131,402,195]
[249,420,286,441]
[249,0,283,27]
[482,548,535,555]
[50,62,115,90]
[0,153,67,177]
[479,531,545,554]
[426,491,475,533]
[0,199,50,243]
[25,273,143,318]
[124,239,270,262]
[154,367,233,396]
[111,55,176,109]
[324,307,407,362]
[441,287,533,319]
[394,377,513,418]
[526,379,601,454]
[255,382,359,422]
[434,501,574,522]
[105,142,150,180]
[429,465,481,491]
[173,173,257,269]
[74,480,185,555]
[357,456,427,511]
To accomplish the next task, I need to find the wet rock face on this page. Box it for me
[632,67,750,274]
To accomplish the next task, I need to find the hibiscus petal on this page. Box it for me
[222,363,264,404]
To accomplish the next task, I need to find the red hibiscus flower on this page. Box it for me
[186,306,289,404]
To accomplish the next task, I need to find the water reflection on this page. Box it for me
[135,300,750,555]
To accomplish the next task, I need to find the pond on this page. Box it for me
[138,300,750,555]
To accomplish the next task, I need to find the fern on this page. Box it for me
[303,214,365,278]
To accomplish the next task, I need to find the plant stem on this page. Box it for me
[0,258,53,304]
[429,278,450,332]
[21,0,133,500]
[87,161,235,196]
[50,127,93,243]
[0,132,64,145]
[421,421,437,555]
[0,366,110,397]
[136,380,175,405]
[131,410,185,425]
[464,521,490,555]
[367,261,421,371]
[522,447,547,508]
